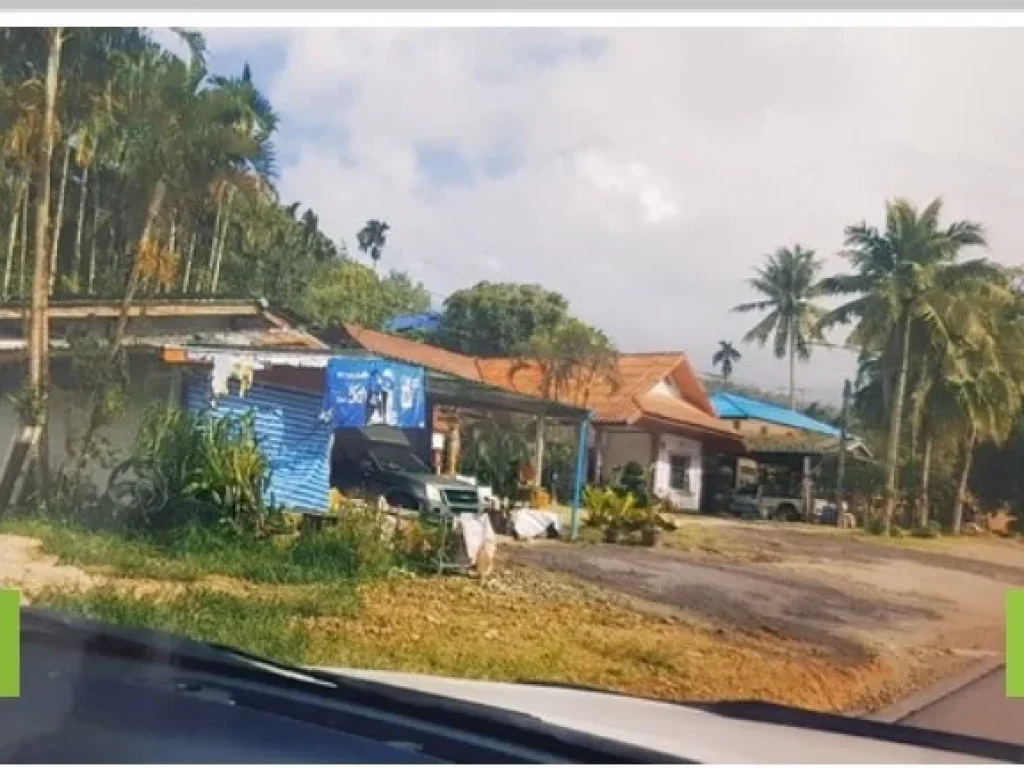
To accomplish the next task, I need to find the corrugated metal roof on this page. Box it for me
[185,374,333,513]
[711,392,842,438]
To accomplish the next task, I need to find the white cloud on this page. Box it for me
[201,26,1024,404]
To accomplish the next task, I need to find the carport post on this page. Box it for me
[570,413,591,542]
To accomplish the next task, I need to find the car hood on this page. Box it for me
[383,470,478,491]
[316,667,994,764]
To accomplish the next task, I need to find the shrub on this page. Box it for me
[865,516,886,536]
[292,504,396,581]
[123,407,273,534]
[612,461,652,509]
[582,485,616,528]
[911,525,940,539]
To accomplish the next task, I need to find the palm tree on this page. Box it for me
[712,341,741,384]
[205,63,277,294]
[733,244,824,409]
[818,197,992,533]
[357,219,389,270]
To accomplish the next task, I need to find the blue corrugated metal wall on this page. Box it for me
[184,374,333,512]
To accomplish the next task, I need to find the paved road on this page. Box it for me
[896,664,1024,746]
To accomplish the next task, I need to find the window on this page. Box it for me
[669,454,691,492]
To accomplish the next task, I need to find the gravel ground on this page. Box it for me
[507,520,1024,663]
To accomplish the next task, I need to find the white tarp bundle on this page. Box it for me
[512,508,562,540]
[457,512,497,566]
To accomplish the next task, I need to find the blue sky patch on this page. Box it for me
[415,142,476,187]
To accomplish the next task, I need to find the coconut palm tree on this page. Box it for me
[818,197,993,532]
[712,341,741,384]
[733,244,825,409]
[357,219,390,270]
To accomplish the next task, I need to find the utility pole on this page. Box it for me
[835,379,851,525]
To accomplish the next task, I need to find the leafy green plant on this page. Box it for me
[292,502,396,581]
[126,406,273,534]
[612,461,653,509]
[865,515,886,536]
[582,485,616,528]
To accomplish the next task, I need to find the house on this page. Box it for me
[0,299,327,496]
[1,302,591,514]
[476,353,746,511]
[333,323,746,511]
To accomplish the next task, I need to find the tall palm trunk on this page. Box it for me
[788,329,796,410]
[18,182,29,299]
[182,229,197,293]
[71,161,89,293]
[71,179,167,496]
[48,141,72,295]
[952,422,977,536]
[112,178,166,351]
[211,187,235,294]
[163,217,176,295]
[3,177,26,300]
[27,27,64,493]
[882,312,913,533]
[87,174,99,294]
[207,195,224,293]
[918,433,933,528]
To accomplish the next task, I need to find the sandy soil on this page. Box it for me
[0,535,95,602]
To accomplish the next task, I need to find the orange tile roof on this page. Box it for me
[341,325,743,446]
[636,393,744,441]
[475,352,681,423]
[342,324,483,382]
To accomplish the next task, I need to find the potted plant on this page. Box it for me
[605,491,637,545]
[640,506,661,546]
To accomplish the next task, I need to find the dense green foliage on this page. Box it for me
[436,281,570,356]
[0,28,424,329]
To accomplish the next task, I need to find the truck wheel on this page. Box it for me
[385,491,420,513]
[775,503,798,522]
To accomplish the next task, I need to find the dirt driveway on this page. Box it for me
[508,520,1024,667]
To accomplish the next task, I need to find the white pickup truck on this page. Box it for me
[730,486,834,522]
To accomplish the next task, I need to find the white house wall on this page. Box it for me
[0,355,178,493]
[653,433,702,511]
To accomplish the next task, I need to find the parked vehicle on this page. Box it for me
[330,426,481,517]
[727,457,833,522]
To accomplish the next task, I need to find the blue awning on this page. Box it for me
[710,392,842,438]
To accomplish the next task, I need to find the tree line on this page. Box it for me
[7,29,1020,532]
[0,27,432,492]
[723,198,1024,534]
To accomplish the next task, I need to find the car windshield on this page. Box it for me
[3,21,1023,758]
[368,443,431,474]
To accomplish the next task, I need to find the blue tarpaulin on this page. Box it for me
[384,312,441,334]
[323,357,427,430]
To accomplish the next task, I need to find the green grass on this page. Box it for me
[35,587,317,663]
[0,517,399,586]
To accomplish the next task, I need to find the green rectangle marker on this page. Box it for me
[1007,590,1024,697]
[0,590,19,698]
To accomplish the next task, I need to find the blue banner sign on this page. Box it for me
[323,357,427,430]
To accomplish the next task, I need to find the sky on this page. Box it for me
[162,27,1024,405]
